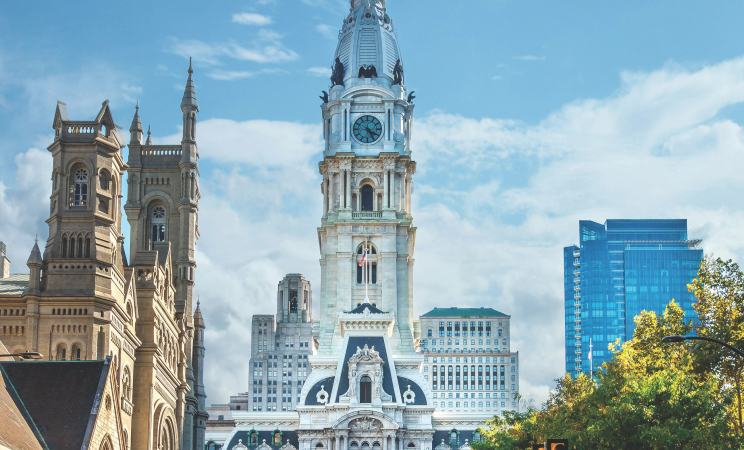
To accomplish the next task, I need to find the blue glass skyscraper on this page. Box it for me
[564,220,703,375]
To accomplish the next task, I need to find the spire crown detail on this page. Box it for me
[181,59,199,111]
[26,240,43,266]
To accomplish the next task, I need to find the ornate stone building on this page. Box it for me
[205,1,492,449]
[0,63,207,450]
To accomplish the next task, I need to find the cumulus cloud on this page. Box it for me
[232,12,272,26]
[0,148,52,268]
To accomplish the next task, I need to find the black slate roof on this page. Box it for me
[0,360,108,450]
[347,303,385,314]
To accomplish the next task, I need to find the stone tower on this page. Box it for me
[317,0,417,356]
[124,61,206,450]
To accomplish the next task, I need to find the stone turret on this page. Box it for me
[26,240,43,292]
[129,101,143,145]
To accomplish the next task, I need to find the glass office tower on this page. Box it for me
[564,220,703,375]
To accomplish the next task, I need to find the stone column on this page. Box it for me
[383,170,389,209]
[345,170,351,209]
[329,173,335,212]
[389,171,396,211]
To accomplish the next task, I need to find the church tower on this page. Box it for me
[317,0,417,356]
[124,61,206,450]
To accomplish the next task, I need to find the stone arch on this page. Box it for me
[153,402,178,450]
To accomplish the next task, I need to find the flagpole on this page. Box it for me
[364,236,369,304]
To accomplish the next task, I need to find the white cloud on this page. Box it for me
[167,32,299,66]
[514,55,546,61]
[307,67,331,77]
[207,70,256,81]
[232,12,272,26]
[315,24,337,39]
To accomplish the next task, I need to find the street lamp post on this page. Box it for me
[0,352,43,360]
[662,335,744,359]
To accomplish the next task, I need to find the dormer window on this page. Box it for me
[360,375,372,403]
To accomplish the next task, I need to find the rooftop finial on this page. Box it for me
[146,125,152,145]
[188,57,193,74]
[35,234,38,243]
[136,99,139,110]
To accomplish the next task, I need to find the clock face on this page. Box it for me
[353,115,383,144]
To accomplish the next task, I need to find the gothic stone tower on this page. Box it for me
[124,62,206,450]
[317,0,416,357]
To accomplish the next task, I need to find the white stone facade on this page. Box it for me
[417,309,520,416]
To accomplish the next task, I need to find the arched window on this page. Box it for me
[77,236,83,258]
[449,430,459,446]
[61,236,68,257]
[151,206,166,249]
[72,168,89,206]
[361,443,370,450]
[69,237,76,259]
[72,344,82,360]
[360,375,372,403]
[407,444,415,449]
[57,344,67,361]
[249,430,259,445]
[85,236,91,258]
[350,443,358,450]
[356,244,377,284]
[273,429,282,445]
[361,185,374,211]
[123,429,129,450]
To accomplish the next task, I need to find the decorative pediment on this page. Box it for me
[232,439,249,450]
[458,441,471,450]
[256,440,273,450]
[349,344,384,364]
[280,441,298,450]
[349,416,382,431]
[435,440,450,450]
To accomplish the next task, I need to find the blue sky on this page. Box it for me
[2,0,744,405]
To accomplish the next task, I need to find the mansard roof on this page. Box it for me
[0,358,115,450]
[420,307,509,318]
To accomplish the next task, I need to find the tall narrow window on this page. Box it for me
[361,185,373,211]
[61,347,66,361]
[151,206,166,249]
[84,237,91,258]
[77,237,83,258]
[61,236,68,257]
[360,375,372,403]
[72,168,89,206]
[371,263,377,284]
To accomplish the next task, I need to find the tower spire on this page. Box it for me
[146,125,152,145]
[129,101,143,145]
[181,58,198,111]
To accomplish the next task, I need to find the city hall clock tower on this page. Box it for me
[316,0,417,357]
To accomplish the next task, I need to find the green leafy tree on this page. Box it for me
[473,301,739,450]
[689,257,744,431]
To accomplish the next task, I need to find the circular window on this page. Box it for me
[152,206,166,223]
[74,169,88,182]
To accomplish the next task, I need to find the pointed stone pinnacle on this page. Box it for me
[188,57,193,74]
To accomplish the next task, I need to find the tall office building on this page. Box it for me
[564,219,703,375]
[236,274,316,412]
[418,307,520,415]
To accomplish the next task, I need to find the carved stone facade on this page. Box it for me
[0,64,207,450]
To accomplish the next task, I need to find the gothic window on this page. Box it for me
[361,185,374,211]
[77,236,83,258]
[85,236,90,258]
[360,375,372,403]
[61,236,68,257]
[150,206,166,249]
[69,237,75,258]
[72,168,89,206]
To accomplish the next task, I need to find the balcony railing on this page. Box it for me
[573,270,580,277]
[574,325,582,332]
[352,211,382,219]
[573,277,580,284]
[573,259,580,267]
[574,294,581,300]
[573,251,580,258]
